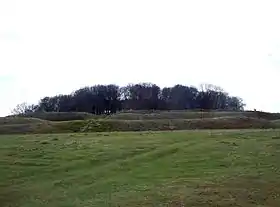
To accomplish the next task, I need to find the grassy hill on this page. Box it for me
[13,110,280,121]
[0,117,277,134]
[1,130,280,206]
[0,117,46,125]
[108,110,280,120]
[1,110,280,134]
[15,112,97,121]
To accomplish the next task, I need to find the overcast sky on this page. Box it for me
[0,0,280,116]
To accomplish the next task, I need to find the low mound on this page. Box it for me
[8,110,280,122]
[0,122,53,134]
[17,112,97,121]
[76,117,274,132]
[247,111,280,120]
[272,119,280,127]
[109,110,280,120]
[108,111,243,120]
[0,117,46,125]
[0,117,276,134]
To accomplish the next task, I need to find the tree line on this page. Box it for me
[13,83,245,115]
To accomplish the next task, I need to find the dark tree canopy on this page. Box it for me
[13,83,245,115]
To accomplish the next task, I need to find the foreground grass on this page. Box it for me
[1,130,280,206]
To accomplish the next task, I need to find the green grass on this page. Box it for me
[272,119,280,127]
[1,110,279,134]
[0,117,277,134]
[108,111,242,120]
[0,117,46,125]
[11,110,280,122]
[16,112,97,121]
[2,110,280,134]
[1,130,280,206]
[109,110,280,120]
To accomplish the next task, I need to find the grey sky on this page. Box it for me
[1,0,280,116]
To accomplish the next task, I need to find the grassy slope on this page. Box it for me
[0,117,46,125]
[13,111,280,121]
[0,117,276,134]
[108,110,280,120]
[16,112,97,121]
[1,130,280,206]
[1,111,280,134]
[108,111,242,120]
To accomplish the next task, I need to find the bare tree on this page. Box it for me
[11,102,37,115]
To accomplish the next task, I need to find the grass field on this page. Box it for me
[1,130,280,206]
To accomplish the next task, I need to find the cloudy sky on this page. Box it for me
[0,0,280,116]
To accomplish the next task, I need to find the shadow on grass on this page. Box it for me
[0,185,24,207]
[113,176,280,207]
